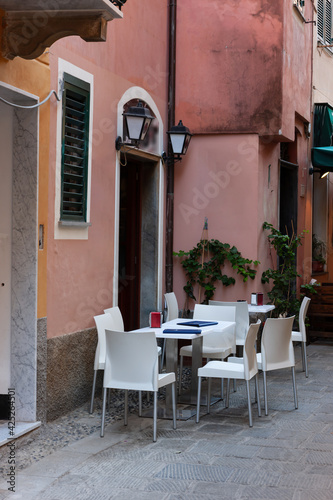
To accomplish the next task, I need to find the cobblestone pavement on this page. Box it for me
[1,343,333,499]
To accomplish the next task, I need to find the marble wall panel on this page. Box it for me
[11,107,38,422]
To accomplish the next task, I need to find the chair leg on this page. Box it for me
[179,355,184,395]
[161,338,166,370]
[107,388,111,410]
[124,390,128,426]
[300,342,305,372]
[226,379,230,408]
[100,387,107,437]
[291,366,298,409]
[263,371,268,416]
[207,377,211,414]
[89,370,97,414]
[255,373,261,417]
[246,379,253,427]
[153,391,158,442]
[303,342,309,378]
[138,391,142,417]
[221,378,224,401]
[196,376,202,423]
[172,382,177,430]
[232,354,237,393]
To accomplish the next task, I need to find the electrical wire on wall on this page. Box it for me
[0,80,64,109]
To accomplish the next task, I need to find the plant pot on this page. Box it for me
[312,261,324,273]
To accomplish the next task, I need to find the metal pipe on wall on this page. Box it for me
[165,0,177,293]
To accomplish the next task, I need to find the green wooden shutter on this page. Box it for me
[60,73,90,222]
[325,0,332,45]
[318,0,324,40]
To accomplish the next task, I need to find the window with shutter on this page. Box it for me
[293,0,305,14]
[318,0,324,40]
[317,0,333,51]
[60,73,90,222]
[326,0,332,45]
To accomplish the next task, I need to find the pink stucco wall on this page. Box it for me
[176,0,284,135]
[47,1,168,337]
[45,0,314,336]
[173,134,281,309]
[281,0,312,140]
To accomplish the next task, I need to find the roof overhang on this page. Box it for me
[0,0,123,60]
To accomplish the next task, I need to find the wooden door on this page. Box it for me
[118,159,142,331]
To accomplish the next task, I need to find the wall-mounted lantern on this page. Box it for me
[115,100,154,150]
[162,120,192,163]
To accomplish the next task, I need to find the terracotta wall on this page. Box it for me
[281,0,312,140]
[46,0,168,337]
[173,134,282,309]
[176,1,284,135]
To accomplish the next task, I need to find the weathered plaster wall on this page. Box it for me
[173,134,266,308]
[176,0,284,135]
[281,1,312,140]
[46,0,168,338]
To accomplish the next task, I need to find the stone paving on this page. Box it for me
[1,342,333,499]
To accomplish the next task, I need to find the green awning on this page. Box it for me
[311,146,333,170]
[313,104,333,147]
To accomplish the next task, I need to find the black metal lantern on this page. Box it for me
[167,120,192,158]
[116,100,154,150]
[124,100,153,142]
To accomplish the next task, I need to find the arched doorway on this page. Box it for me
[114,88,164,329]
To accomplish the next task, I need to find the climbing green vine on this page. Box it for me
[174,239,259,305]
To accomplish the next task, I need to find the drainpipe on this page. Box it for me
[165,0,177,293]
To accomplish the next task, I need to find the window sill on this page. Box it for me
[317,41,333,55]
[311,271,329,277]
[58,221,92,228]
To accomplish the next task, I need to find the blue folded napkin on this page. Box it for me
[163,329,202,334]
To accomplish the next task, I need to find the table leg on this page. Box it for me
[165,338,178,411]
[191,336,203,399]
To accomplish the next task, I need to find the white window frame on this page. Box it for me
[317,0,333,53]
[54,59,94,240]
[293,0,305,15]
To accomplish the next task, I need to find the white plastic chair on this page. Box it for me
[257,316,297,416]
[104,306,124,331]
[179,304,236,396]
[104,305,162,357]
[291,296,311,377]
[196,321,261,427]
[100,330,176,442]
[209,300,249,348]
[90,313,115,414]
[164,292,179,321]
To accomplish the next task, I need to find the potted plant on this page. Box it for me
[312,234,326,273]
